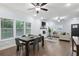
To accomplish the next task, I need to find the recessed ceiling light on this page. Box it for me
[65,3,71,7]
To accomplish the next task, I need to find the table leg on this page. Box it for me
[72,38,74,56]
[25,42,29,56]
[72,40,73,55]
[42,36,44,47]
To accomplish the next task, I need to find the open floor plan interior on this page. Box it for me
[0,3,79,56]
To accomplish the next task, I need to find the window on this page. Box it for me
[1,18,13,39]
[25,22,31,34]
[16,20,24,36]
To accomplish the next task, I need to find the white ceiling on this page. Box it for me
[1,3,79,21]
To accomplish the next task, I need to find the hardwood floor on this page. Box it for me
[0,39,72,56]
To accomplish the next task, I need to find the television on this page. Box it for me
[42,22,46,27]
[71,24,79,36]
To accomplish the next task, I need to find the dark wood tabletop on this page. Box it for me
[19,36,40,42]
[73,36,79,45]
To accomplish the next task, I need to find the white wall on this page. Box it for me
[62,18,79,33]
[0,5,41,50]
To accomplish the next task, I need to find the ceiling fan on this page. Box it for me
[28,3,48,14]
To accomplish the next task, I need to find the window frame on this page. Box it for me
[0,18,31,41]
[1,18,14,40]
[25,22,31,35]
[16,20,24,36]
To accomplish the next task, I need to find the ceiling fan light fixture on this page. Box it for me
[28,3,48,14]
[35,7,40,11]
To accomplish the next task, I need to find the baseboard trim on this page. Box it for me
[59,39,70,42]
[0,44,16,51]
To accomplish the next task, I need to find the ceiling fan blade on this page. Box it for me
[37,3,40,6]
[27,8,35,10]
[31,3,36,6]
[41,8,48,11]
[41,3,47,6]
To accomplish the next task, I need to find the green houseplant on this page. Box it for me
[48,27,51,37]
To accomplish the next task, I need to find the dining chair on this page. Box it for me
[32,37,40,55]
[28,34,33,36]
[15,38,25,56]
[39,35,42,42]
[22,35,26,37]
[39,34,42,36]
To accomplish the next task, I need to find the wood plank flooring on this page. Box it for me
[0,39,72,56]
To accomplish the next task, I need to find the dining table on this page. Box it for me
[18,35,44,56]
[72,36,79,56]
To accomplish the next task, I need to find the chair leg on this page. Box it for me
[37,44,39,55]
[37,44,39,51]
[33,45,36,55]
[16,46,20,56]
[16,50,19,56]
[17,46,19,51]
[33,44,39,55]
[16,46,23,56]
[21,46,25,56]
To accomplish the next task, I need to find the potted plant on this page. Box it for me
[48,27,51,37]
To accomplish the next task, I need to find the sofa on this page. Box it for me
[59,32,71,41]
